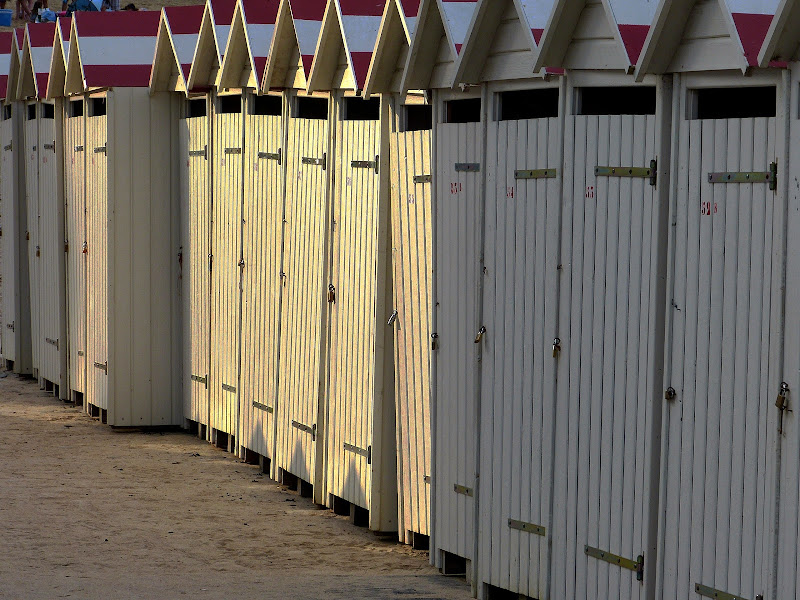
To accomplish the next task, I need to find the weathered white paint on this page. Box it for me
[24,102,40,378]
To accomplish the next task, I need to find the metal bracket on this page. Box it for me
[190,374,208,388]
[413,174,432,184]
[258,149,282,164]
[45,337,59,349]
[252,401,273,413]
[508,519,546,536]
[515,169,557,180]
[665,387,677,401]
[595,160,657,186]
[74,145,84,152]
[695,583,748,600]
[708,162,777,191]
[44,143,55,151]
[93,361,108,373]
[454,484,474,497]
[343,442,371,464]
[584,546,644,581]
[423,475,431,483]
[455,163,480,173]
[189,145,207,159]
[351,155,379,174]
[222,383,236,393]
[3,143,11,151]
[224,147,242,155]
[94,145,107,154]
[291,420,316,441]
[387,310,398,326]
[302,153,326,170]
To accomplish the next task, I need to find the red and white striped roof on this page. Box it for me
[397,0,420,37]
[22,22,56,99]
[211,0,237,59]
[6,29,26,102]
[45,17,71,99]
[605,0,659,65]
[725,0,779,65]
[0,32,12,101]
[165,5,205,84]
[439,0,478,54]
[290,0,327,78]
[336,0,385,90]
[14,28,24,59]
[362,0,421,95]
[68,12,160,90]
[517,0,553,46]
[240,0,280,84]
[757,0,800,66]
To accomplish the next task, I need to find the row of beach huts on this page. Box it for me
[3,0,800,599]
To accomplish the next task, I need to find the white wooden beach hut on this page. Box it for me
[363,0,433,547]
[64,11,182,426]
[151,4,211,437]
[0,29,31,375]
[401,0,483,579]
[218,0,285,470]
[19,22,67,399]
[635,2,785,599]
[262,0,332,498]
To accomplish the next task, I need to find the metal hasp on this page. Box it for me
[74,145,84,152]
[189,145,207,159]
[413,174,432,184]
[291,420,316,440]
[515,168,557,180]
[5,322,13,331]
[94,145,107,154]
[327,284,336,303]
[552,337,561,358]
[474,326,486,343]
[3,142,10,151]
[595,159,657,186]
[222,383,237,393]
[508,518,546,536]
[351,155,379,174]
[584,545,644,581]
[708,162,777,191]
[665,386,677,400]
[695,583,749,600]
[455,162,480,172]
[224,147,242,155]
[43,143,55,151]
[343,442,371,464]
[252,401,273,413]
[424,475,431,483]
[45,337,59,349]
[190,374,208,388]
[258,149,281,164]
[93,361,108,373]
[302,153,326,170]
[431,332,439,350]
[454,484,474,497]
[776,381,790,434]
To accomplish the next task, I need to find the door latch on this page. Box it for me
[431,332,438,350]
[82,241,88,254]
[665,387,677,401]
[552,337,561,357]
[327,284,336,303]
[474,326,486,344]
[387,310,398,326]
[777,381,790,434]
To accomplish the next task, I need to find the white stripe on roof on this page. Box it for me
[607,0,658,25]
[246,23,274,54]
[31,45,52,75]
[340,15,382,52]
[215,24,231,53]
[440,1,474,46]
[518,0,552,31]
[77,36,157,66]
[725,0,779,14]
[294,18,322,56]
[171,32,197,66]
[0,54,9,77]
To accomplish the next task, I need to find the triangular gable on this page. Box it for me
[218,0,280,91]
[150,5,204,94]
[533,0,634,71]
[19,23,56,100]
[65,11,160,93]
[6,29,25,103]
[605,0,658,65]
[363,0,420,96]
[0,32,12,101]
[635,0,749,78]
[725,0,779,65]
[187,0,237,90]
[337,0,385,90]
[401,0,478,92]
[46,17,71,99]
[758,0,799,65]
[307,0,348,92]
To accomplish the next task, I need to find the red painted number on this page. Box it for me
[700,201,718,216]
[408,194,416,204]
[450,182,462,195]
[506,187,514,198]
[586,186,594,199]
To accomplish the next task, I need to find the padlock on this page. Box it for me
[327,284,336,304]
[82,241,88,254]
[776,381,789,411]
[665,387,676,401]
[552,337,561,357]
[474,326,486,344]
[431,332,438,350]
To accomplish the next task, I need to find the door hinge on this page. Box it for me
[93,361,108,373]
[291,420,316,441]
[302,153,326,170]
[585,546,644,581]
[189,145,207,159]
[708,162,777,191]
[695,583,748,600]
[453,483,474,497]
[190,374,208,388]
[351,155,379,174]
[258,149,282,164]
[343,442,371,464]
[596,159,657,186]
[508,518,546,536]
[94,144,107,154]
[515,168,557,180]
[455,162,480,172]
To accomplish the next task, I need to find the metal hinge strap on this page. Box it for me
[302,153,326,169]
[258,149,281,164]
[3,142,11,151]
[224,147,242,155]
[455,162,480,172]
[74,145,84,152]
[222,383,236,393]
[343,442,371,464]
[515,168,557,180]
[695,583,748,600]
[189,145,207,159]
[708,162,777,191]
[584,546,643,580]
[190,374,208,387]
[252,401,273,413]
[351,155,379,174]
[595,160,657,186]
[413,174,431,184]
[44,143,55,151]
[454,484,474,497]
[291,420,316,440]
[93,361,108,372]
[508,519,546,536]
[94,145,107,154]
[45,337,59,349]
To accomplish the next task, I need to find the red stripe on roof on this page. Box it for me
[0,75,8,99]
[243,0,280,24]
[400,0,420,17]
[28,23,56,47]
[0,32,11,54]
[164,5,204,35]
[15,28,25,49]
[532,27,543,45]
[731,12,774,67]
[35,72,48,94]
[181,62,192,79]
[84,64,152,87]
[301,54,313,78]
[290,0,326,21]
[253,56,267,81]
[338,0,385,16]
[58,16,71,41]
[75,11,160,37]
[618,24,648,65]
[454,42,462,53]
[349,51,372,88]
[211,0,237,25]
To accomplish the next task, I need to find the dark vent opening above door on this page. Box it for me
[576,86,656,115]
[444,98,481,123]
[295,96,328,120]
[691,86,776,120]
[499,88,559,121]
[403,104,432,132]
[344,97,380,121]
[187,98,206,118]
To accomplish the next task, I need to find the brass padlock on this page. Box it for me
[327,284,336,304]
[431,332,438,350]
[552,337,561,358]
[82,241,88,254]
[776,382,789,411]
[474,326,486,344]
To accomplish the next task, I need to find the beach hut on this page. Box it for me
[364,0,433,547]
[19,22,68,399]
[217,0,285,470]
[401,0,483,578]
[634,2,786,599]
[0,29,32,375]
[151,4,211,437]
[305,0,399,533]
[262,0,331,499]
[64,11,182,426]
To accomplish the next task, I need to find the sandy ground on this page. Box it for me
[0,374,471,600]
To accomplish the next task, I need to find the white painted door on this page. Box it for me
[1,116,17,362]
[24,103,39,375]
